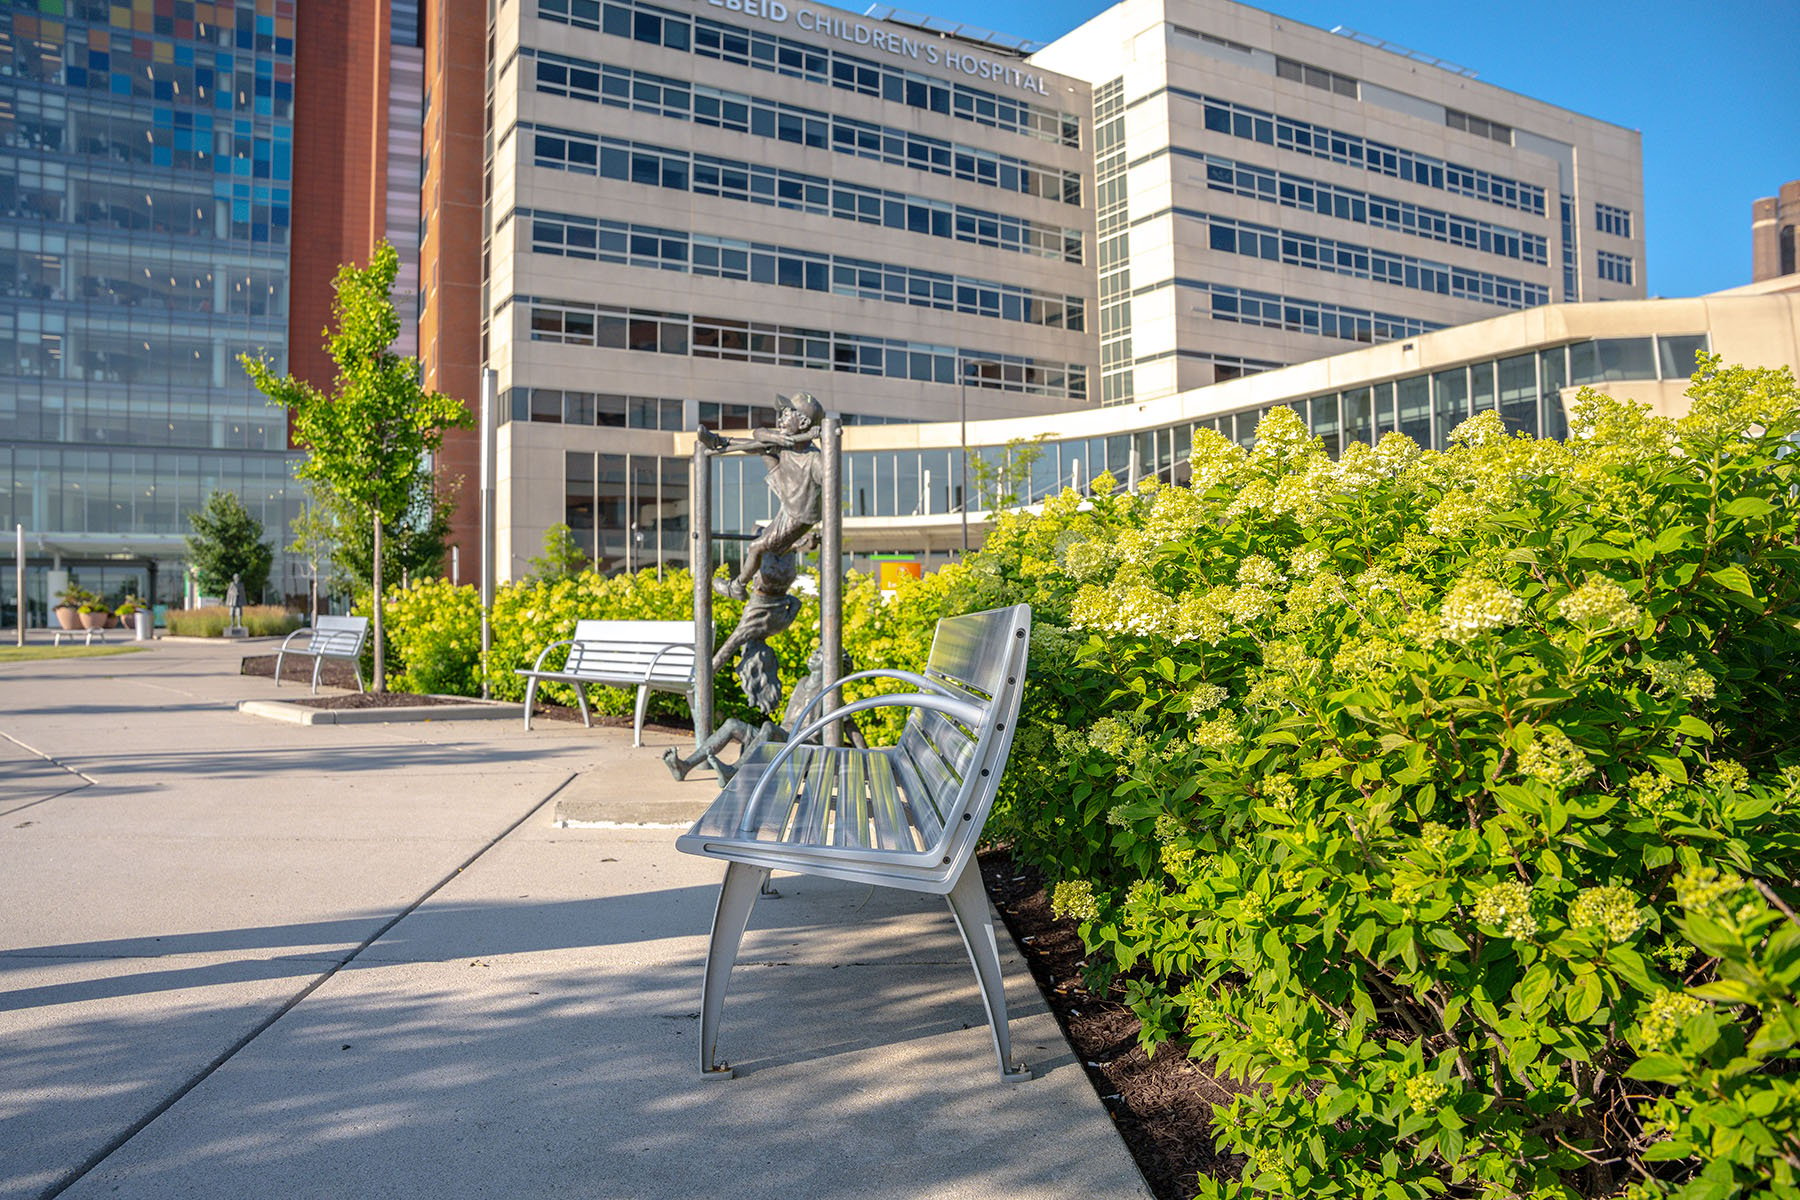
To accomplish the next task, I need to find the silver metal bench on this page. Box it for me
[273,615,369,694]
[516,618,696,746]
[676,603,1033,1081]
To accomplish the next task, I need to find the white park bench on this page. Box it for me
[273,615,370,694]
[677,603,1033,1081]
[517,619,697,746]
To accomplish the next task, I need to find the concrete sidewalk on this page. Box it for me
[0,638,1150,1200]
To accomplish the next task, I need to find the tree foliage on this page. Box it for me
[528,522,589,582]
[241,241,471,687]
[184,489,273,600]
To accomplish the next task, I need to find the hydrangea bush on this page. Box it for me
[952,358,1800,1197]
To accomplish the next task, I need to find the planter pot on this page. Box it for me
[55,606,80,630]
[79,611,106,630]
[133,611,151,641]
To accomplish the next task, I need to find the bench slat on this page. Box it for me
[789,748,833,847]
[890,749,945,849]
[867,751,913,852]
[924,607,1017,699]
[835,752,870,849]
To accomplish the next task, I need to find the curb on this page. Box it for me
[237,697,518,725]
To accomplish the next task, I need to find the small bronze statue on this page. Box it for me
[224,573,245,630]
[665,647,855,783]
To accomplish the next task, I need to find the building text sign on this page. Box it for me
[707,0,1052,95]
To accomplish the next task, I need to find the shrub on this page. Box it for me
[167,605,301,637]
[925,357,1800,1198]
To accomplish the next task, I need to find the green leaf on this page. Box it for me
[1625,1053,1687,1083]
[1707,565,1757,598]
[1721,496,1776,519]
[1565,972,1603,1023]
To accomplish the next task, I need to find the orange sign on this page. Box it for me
[875,560,923,590]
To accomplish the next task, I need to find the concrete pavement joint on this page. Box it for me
[0,730,100,786]
[33,769,579,1200]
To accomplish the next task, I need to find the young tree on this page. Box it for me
[527,522,588,582]
[241,241,472,692]
[185,490,273,601]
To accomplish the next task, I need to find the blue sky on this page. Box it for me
[941,0,1800,297]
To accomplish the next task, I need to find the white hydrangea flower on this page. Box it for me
[1555,576,1643,631]
[1439,576,1528,643]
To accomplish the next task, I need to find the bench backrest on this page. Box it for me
[894,604,1031,865]
[310,615,369,657]
[565,619,697,683]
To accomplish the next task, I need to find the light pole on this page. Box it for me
[958,360,970,555]
[479,368,496,699]
[14,524,23,646]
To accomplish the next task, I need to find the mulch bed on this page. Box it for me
[978,849,1245,1198]
[290,692,476,710]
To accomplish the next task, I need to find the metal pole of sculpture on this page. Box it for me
[820,417,843,747]
[691,436,715,745]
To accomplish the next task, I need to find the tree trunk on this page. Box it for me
[371,513,385,693]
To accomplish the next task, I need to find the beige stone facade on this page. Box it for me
[1030,0,1646,404]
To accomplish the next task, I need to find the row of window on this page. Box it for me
[527,49,1082,204]
[501,387,689,431]
[1174,278,1444,345]
[1,92,293,182]
[516,297,1089,400]
[1596,203,1633,239]
[1179,87,1547,216]
[517,123,1085,262]
[1,157,292,245]
[1445,107,1511,145]
[1215,335,1709,456]
[0,380,286,450]
[1275,55,1357,98]
[562,449,692,574]
[536,0,1081,147]
[1198,212,1551,309]
[1188,151,1548,264]
[1597,250,1635,285]
[518,207,1086,330]
[0,442,299,539]
[2,11,295,119]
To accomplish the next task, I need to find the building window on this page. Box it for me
[1597,250,1634,285]
[1445,108,1513,145]
[1275,56,1358,98]
[1595,203,1633,239]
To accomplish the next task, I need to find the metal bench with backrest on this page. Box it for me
[273,614,369,694]
[517,619,697,747]
[676,603,1033,1081]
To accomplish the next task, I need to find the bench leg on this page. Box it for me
[522,677,540,731]
[352,659,365,693]
[633,684,650,747]
[311,654,324,695]
[274,650,286,687]
[945,863,1032,1082]
[698,861,769,1078]
[575,684,592,728]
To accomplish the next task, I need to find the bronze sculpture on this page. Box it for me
[696,392,825,717]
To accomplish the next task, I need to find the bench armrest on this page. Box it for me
[526,638,577,674]
[784,668,953,733]
[278,627,314,651]
[640,642,696,684]
[742,692,987,829]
